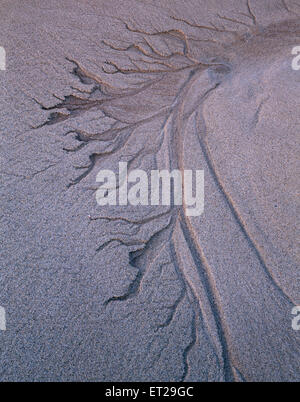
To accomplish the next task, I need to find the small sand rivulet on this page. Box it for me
[1,0,299,382]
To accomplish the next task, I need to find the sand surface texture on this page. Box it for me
[0,0,299,381]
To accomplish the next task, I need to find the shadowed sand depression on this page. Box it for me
[0,0,299,381]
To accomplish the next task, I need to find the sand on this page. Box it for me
[0,0,299,381]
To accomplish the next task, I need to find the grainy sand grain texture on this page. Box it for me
[0,0,299,381]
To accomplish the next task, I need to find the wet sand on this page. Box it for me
[0,0,299,381]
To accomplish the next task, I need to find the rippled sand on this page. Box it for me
[0,0,299,381]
